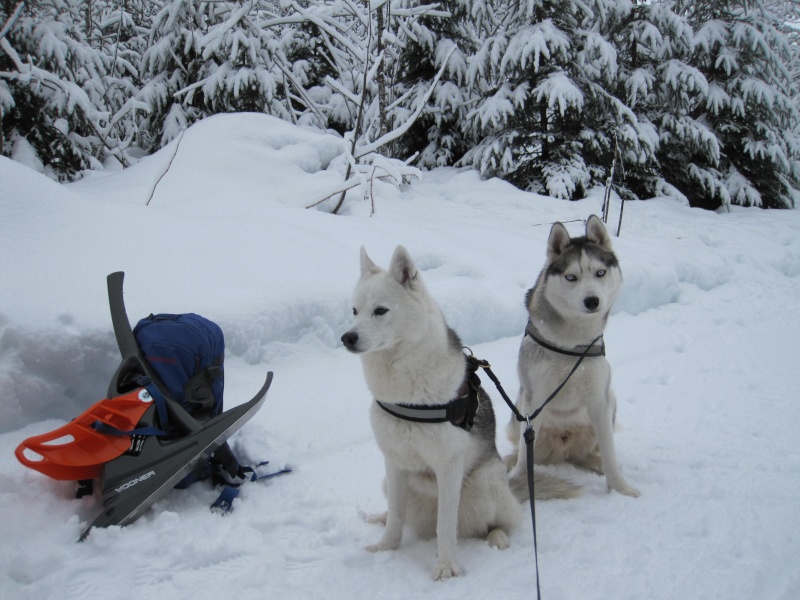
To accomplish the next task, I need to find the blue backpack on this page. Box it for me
[133,313,225,427]
[132,313,248,493]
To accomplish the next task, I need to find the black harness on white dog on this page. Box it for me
[375,355,483,431]
[374,331,605,600]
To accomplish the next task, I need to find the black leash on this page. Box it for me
[473,358,545,598]
[470,333,603,600]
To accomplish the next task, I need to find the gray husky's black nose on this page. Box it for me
[584,296,600,311]
[341,331,359,350]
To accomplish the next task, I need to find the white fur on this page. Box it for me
[342,245,522,580]
[507,216,641,498]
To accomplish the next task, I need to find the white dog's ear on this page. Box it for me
[585,214,613,250]
[360,246,381,277]
[389,245,419,289]
[547,222,571,263]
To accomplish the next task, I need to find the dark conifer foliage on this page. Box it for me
[1,0,798,208]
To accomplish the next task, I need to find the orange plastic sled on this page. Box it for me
[15,387,153,481]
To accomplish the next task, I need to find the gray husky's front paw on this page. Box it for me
[487,528,511,549]
[366,538,400,553]
[433,560,461,580]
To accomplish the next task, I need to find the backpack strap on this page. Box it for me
[182,357,223,423]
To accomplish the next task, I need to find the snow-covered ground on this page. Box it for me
[1,113,799,600]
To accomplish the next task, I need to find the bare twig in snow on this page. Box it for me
[145,129,185,206]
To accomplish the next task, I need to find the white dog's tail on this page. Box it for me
[509,469,581,501]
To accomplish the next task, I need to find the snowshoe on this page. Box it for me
[16,272,272,541]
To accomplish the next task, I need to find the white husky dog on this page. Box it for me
[506,216,640,499]
[342,245,574,580]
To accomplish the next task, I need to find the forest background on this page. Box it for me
[2,0,800,211]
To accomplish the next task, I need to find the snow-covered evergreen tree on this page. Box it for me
[2,0,94,176]
[1,0,148,178]
[676,0,800,208]
[781,2,800,97]
[612,1,720,206]
[3,0,799,209]
[82,1,153,167]
[388,0,494,168]
[261,0,385,136]
[461,0,658,200]
[138,1,295,151]
[578,0,659,200]
[461,0,589,197]
[137,0,451,154]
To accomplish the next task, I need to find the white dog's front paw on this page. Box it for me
[487,528,510,550]
[621,485,641,498]
[609,481,641,498]
[432,561,461,581]
[366,539,400,553]
[364,511,387,525]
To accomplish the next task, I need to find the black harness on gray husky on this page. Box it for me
[375,356,483,431]
[524,321,606,358]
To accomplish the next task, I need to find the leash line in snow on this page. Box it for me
[474,334,604,600]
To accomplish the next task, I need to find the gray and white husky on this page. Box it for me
[506,215,640,499]
[341,245,575,580]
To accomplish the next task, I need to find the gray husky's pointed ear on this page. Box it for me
[389,245,420,289]
[585,214,613,250]
[547,222,572,263]
[360,246,381,277]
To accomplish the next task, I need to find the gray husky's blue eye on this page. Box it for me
[565,274,577,282]
[374,306,389,316]
[596,269,606,277]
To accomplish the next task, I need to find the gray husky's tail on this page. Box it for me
[509,468,581,501]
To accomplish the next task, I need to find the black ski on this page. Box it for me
[79,373,271,541]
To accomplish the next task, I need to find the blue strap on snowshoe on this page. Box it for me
[142,379,170,435]
[248,461,293,482]
[211,486,241,513]
[217,461,292,486]
[91,421,168,438]
[209,461,293,513]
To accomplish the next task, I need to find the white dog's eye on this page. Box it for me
[373,306,389,316]
[352,307,358,316]
[565,274,577,282]
[596,269,606,278]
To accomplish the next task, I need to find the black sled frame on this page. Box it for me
[79,272,271,541]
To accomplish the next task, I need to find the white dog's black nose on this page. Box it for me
[584,296,600,311]
[341,331,359,350]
